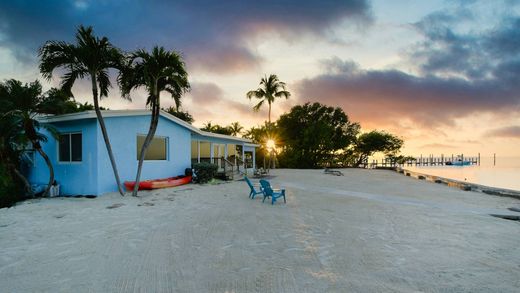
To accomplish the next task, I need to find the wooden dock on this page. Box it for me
[367,153,481,168]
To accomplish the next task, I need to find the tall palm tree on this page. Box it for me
[247,74,291,123]
[39,25,126,196]
[229,121,243,136]
[119,46,190,197]
[0,80,55,196]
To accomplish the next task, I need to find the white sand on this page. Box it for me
[1,169,519,292]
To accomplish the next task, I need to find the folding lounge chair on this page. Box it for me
[244,176,264,199]
[259,179,286,205]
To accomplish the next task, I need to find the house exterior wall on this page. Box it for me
[27,119,99,195]
[96,115,192,195]
[28,111,255,196]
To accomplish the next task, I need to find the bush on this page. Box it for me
[192,162,218,183]
[0,164,24,208]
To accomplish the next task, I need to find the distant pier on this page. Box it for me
[367,153,481,168]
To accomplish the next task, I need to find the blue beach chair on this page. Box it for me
[244,176,264,199]
[259,179,286,205]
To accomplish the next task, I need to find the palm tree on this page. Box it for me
[0,112,34,197]
[119,46,189,197]
[247,74,291,123]
[39,25,126,196]
[201,121,216,132]
[0,80,55,196]
[229,122,243,136]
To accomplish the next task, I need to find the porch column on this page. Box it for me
[197,140,200,163]
[210,143,214,162]
[224,143,228,159]
[252,149,256,170]
[242,144,245,170]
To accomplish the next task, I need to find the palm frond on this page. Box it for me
[97,70,112,98]
[253,99,265,111]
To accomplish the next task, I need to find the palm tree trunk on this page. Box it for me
[91,74,125,196]
[132,95,160,197]
[11,164,34,198]
[34,145,54,197]
[268,103,271,124]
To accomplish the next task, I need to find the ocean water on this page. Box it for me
[405,156,520,191]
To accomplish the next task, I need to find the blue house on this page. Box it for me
[28,110,258,196]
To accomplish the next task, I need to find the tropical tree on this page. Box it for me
[38,88,78,115]
[0,112,33,200]
[247,74,291,123]
[352,130,404,167]
[39,25,126,195]
[162,106,194,124]
[277,102,360,168]
[0,79,56,196]
[201,121,233,135]
[119,46,190,197]
[229,121,243,136]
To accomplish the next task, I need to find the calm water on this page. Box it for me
[405,157,520,191]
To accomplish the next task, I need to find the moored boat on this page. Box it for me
[446,156,471,166]
[124,175,192,191]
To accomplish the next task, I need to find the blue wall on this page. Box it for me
[29,114,192,196]
[28,119,99,195]
[96,114,192,194]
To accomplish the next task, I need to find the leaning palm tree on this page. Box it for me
[119,46,190,197]
[0,80,55,196]
[0,112,34,197]
[247,74,291,123]
[39,25,126,196]
[229,121,243,136]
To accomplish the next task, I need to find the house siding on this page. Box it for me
[28,119,99,195]
[96,115,191,195]
[28,111,255,196]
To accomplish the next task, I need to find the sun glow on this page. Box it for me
[266,139,276,151]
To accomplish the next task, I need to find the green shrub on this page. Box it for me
[0,164,24,208]
[192,162,218,183]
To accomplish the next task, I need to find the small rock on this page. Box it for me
[106,203,125,209]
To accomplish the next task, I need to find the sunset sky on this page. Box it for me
[1,0,519,157]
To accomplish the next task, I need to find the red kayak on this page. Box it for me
[124,175,192,191]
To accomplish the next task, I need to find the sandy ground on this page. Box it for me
[1,169,519,293]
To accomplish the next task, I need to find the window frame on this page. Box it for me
[57,132,83,164]
[136,134,169,162]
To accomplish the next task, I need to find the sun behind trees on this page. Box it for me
[244,102,405,169]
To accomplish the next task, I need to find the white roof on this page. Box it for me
[39,109,258,146]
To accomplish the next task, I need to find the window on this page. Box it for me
[58,133,82,162]
[137,135,168,160]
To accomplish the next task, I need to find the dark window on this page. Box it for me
[71,133,82,162]
[58,133,82,162]
[59,134,70,162]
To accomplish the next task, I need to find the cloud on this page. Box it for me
[185,82,262,126]
[296,57,520,129]
[296,6,520,130]
[0,0,372,74]
[485,126,520,138]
